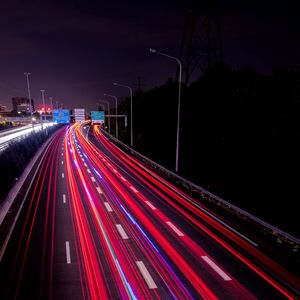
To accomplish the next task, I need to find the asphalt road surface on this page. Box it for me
[0,123,299,299]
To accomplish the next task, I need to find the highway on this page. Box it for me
[0,122,299,299]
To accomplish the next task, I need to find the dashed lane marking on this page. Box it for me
[66,241,71,264]
[201,256,232,281]
[166,221,184,237]
[145,201,156,210]
[96,187,102,194]
[116,224,129,239]
[136,261,157,289]
[104,202,113,212]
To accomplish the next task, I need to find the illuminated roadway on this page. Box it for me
[0,123,299,299]
[0,122,56,152]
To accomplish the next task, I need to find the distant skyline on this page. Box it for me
[0,0,299,111]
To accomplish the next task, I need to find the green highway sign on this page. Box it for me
[91,111,104,124]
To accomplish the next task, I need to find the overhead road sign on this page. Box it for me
[91,111,104,125]
[74,108,85,123]
[53,109,70,124]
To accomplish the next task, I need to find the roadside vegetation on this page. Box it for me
[118,63,300,236]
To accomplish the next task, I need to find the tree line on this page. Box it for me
[119,63,300,236]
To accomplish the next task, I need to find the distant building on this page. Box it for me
[12,97,34,113]
[0,104,7,112]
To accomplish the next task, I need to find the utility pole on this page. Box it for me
[149,49,182,173]
[113,83,133,147]
[104,94,118,139]
[40,89,45,129]
[24,72,34,130]
[98,100,111,134]
[49,97,53,111]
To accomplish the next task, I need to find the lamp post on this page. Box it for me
[104,93,118,139]
[149,48,182,173]
[113,83,133,147]
[24,72,34,129]
[98,100,111,134]
[49,97,53,112]
[96,102,104,111]
[40,89,45,128]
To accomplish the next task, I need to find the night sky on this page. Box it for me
[0,0,299,111]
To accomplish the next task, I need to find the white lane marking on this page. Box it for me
[130,186,139,193]
[61,153,63,156]
[63,194,66,204]
[96,187,102,194]
[136,261,157,289]
[87,169,91,173]
[113,169,118,173]
[120,176,126,182]
[201,256,231,281]
[104,202,113,212]
[62,173,65,178]
[61,160,64,165]
[166,221,184,237]
[155,174,258,247]
[145,201,156,210]
[91,176,96,182]
[84,163,88,167]
[81,158,84,162]
[116,224,129,239]
[66,241,71,264]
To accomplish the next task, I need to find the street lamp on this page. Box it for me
[49,97,53,112]
[149,48,182,173]
[98,100,111,134]
[113,82,133,147]
[96,102,106,112]
[104,93,118,139]
[40,89,45,128]
[24,72,34,129]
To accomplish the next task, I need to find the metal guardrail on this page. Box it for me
[99,127,300,249]
[0,117,32,122]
